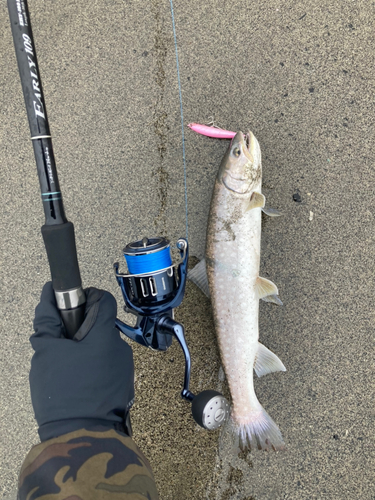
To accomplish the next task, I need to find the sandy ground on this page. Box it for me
[0,0,374,499]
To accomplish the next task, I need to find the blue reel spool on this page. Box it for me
[123,237,172,275]
[122,237,176,309]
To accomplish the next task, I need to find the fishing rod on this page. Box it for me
[8,0,230,430]
[8,0,85,338]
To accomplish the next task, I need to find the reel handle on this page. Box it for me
[157,317,230,430]
[191,390,230,430]
[156,316,192,399]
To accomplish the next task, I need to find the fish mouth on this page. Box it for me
[243,131,255,158]
[230,130,251,151]
[244,131,250,150]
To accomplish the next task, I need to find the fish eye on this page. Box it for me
[233,147,241,157]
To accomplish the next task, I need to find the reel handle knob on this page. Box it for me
[191,390,230,430]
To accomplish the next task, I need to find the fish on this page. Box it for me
[189,131,285,451]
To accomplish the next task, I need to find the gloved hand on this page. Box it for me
[29,282,134,442]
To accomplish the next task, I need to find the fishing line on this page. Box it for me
[168,0,189,241]
[124,246,172,274]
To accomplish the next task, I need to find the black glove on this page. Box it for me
[29,282,134,442]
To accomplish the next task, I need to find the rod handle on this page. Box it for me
[41,222,86,338]
[60,305,86,340]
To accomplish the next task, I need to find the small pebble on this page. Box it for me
[309,211,314,221]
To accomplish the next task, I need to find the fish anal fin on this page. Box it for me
[247,192,265,211]
[187,258,210,297]
[254,342,286,377]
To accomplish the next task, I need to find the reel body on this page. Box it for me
[114,237,230,430]
[114,237,188,350]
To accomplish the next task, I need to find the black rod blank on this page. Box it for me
[8,0,85,337]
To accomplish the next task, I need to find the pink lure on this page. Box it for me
[188,123,236,139]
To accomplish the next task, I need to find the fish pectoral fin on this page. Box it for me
[246,192,265,211]
[256,276,283,305]
[255,276,281,301]
[246,193,282,216]
[254,342,286,377]
[262,294,283,306]
[187,258,210,298]
[262,207,282,216]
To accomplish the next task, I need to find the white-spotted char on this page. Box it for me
[190,131,285,451]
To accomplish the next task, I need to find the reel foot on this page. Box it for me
[192,390,230,430]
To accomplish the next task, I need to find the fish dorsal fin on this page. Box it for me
[187,258,210,297]
[262,207,282,217]
[247,191,265,211]
[254,342,286,377]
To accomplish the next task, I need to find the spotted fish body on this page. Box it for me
[191,131,285,450]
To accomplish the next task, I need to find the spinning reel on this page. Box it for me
[114,237,230,431]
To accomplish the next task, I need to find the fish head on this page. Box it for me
[218,131,262,195]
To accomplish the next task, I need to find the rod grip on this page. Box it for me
[41,222,82,291]
[60,305,86,340]
[41,222,85,339]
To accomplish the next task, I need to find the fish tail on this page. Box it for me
[230,404,285,451]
